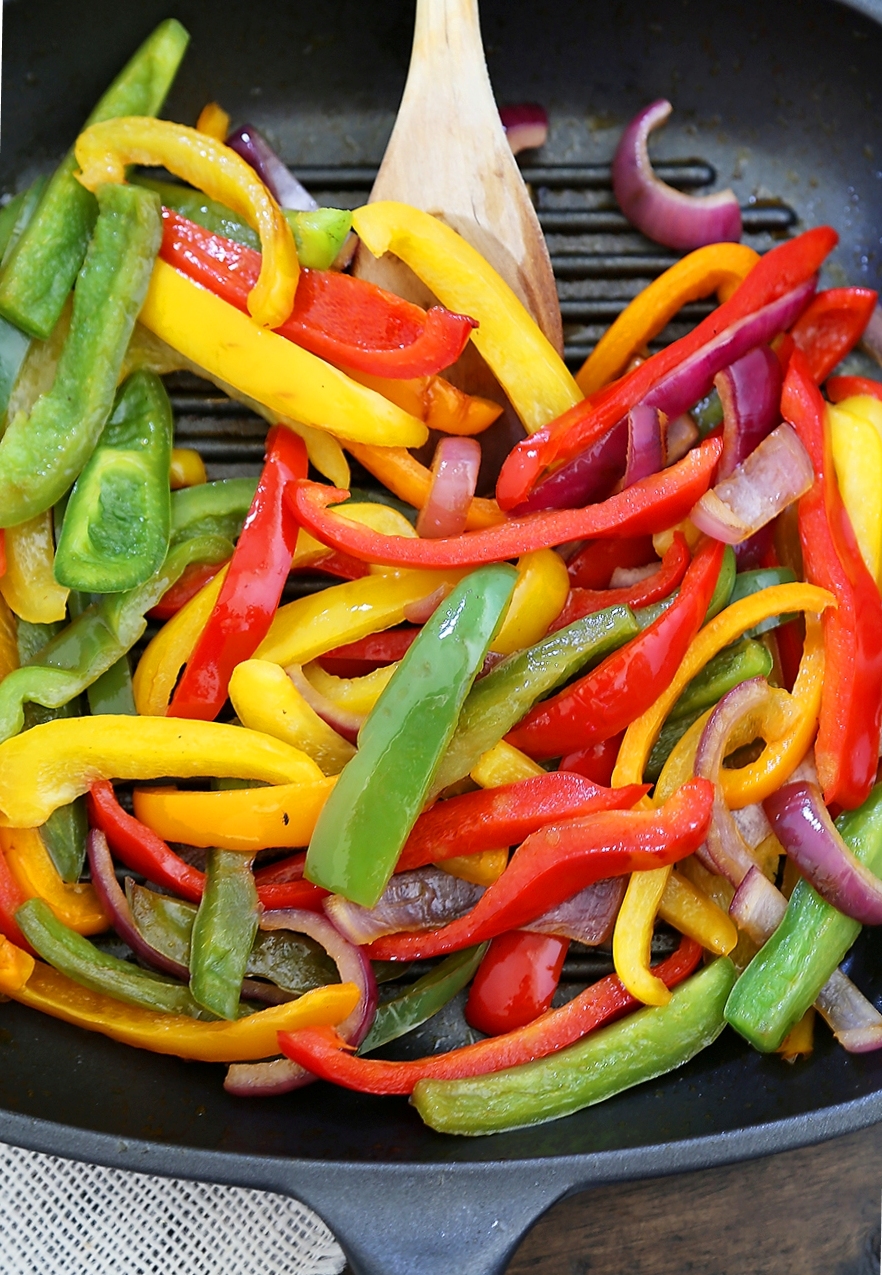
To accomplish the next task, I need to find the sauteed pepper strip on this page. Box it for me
[552,533,691,629]
[0,512,69,623]
[344,443,504,530]
[790,287,877,384]
[0,828,107,936]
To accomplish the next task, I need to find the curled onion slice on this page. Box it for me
[225,123,317,210]
[325,866,484,946]
[286,664,363,742]
[500,103,549,155]
[612,100,742,250]
[622,404,664,489]
[764,782,882,925]
[690,423,814,545]
[729,865,787,945]
[716,346,783,480]
[416,437,482,539]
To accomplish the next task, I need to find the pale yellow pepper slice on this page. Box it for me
[0,511,69,623]
[0,826,108,935]
[0,715,323,827]
[490,550,569,655]
[827,400,882,584]
[139,262,428,448]
[133,565,229,716]
[352,201,582,434]
[195,102,230,141]
[469,740,544,787]
[229,659,355,776]
[10,964,358,1063]
[613,866,674,1005]
[657,871,737,958]
[75,117,299,328]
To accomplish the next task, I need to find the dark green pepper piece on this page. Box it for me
[87,654,137,716]
[170,477,258,546]
[189,849,260,1020]
[413,958,735,1135]
[0,183,163,528]
[0,19,188,340]
[725,783,882,1051]
[691,387,724,438]
[359,945,487,1055]
[54,370,173,592]
[728,566,797,637]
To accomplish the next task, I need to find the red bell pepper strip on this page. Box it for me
[496,226,837,509]
[465,931,570,1036]
[169,427,307,721]
[790,287,877,384]
[160,208,476,379]
[288,436,722,570]
[148,560,229,620]
[395,772,648,873]
[277,935,701,1094]
[318,627,422,676]
[306,551,370,582]
[566,535,655,589]
[254,851,306,886]
[783,350,882,808]
[559,734,625,787]
[507,539,724,760]
[551,533,690,631]
[365,778,713,961]
[88,781,327,911]
[826,375,882,404]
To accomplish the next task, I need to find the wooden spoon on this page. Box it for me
[354,0,563,353]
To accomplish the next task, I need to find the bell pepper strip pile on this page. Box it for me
[0,19,188,341]
[789,287,877,384]
[359,945,488,1055]
[159,208,477,379]
[6,960,357,1063]
[507,539,724,760]
[0,183,163,528]
[278,935,701,1095]
[496,226,838,509]
[552,533,691,630]
[0,827,107,936]
[352,201,581,433]
[168,427,307,720]
[827,400,882,584]
[465,932,570,1035]
[364,779,713,961]
[0,511,69,623]
[305,565,517,906]
[784,351,882,808]
[575,242,760,394]
[288,437,722,570]
[344,443,505,530]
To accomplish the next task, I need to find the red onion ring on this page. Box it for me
[286,664,363,743]
[815,968,882,1053]
[324,866,484,946]
[690,422,814,545]
[511,417,628,515]
[415,437,482,539]
[525,877,625,945]
[612,100,742,250]
[402,585,451,625]
[729,865,787,945]
[224,909,378,1097]
[764,782,882,925]
[716,346,783,480]
[500,103,549,155]
[622,403,664,489]
[225,123,317,211]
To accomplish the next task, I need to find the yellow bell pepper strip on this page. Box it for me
[255,569,466,668]
[0,512,69,623]
[8,962,358,1062]
[352,202,582,434]
[0,933,35,995]
[658,870,737,957]
[196,102,230,141]
[439,849,510,889]
[575,243,760,395]
[490,550,569,655]
[139,261,428,448]
[470,741,545,788]
[132,777,335,853]
[301,661,397,719]
[228,659,355,776]
[133,565,229,716]
[345,442,504,530]
[827,400,882,584]
[0,715,325,828]
[169,447,207,490]
[75,117,299,329]
[0,827,108,936]
[613,866,675,1005]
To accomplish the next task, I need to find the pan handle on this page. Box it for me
[278,1162,579,1275]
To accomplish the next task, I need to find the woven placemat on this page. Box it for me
[0,1140,346,1275]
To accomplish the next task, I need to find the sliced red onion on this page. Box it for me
[690,423,814,545]
[860,304,882,366]
[764,782,882,925]
[733,522,777,571]
[716,346,783,480]
[815,968,882,1053]
[732,802,773,851]
[512,416,628,514]
[324,866,484,946]
[286,664,362,743]
[612,100,742,250]
[729,865,787,944]
[525,877,625,945]
[609,562,659,589]
[665,412,700,465]
[415,437,482,539]
[500,103,549,155]
[225,123,317,211]
[403,585,452,625]
[224,908,378,1097]
[622,403,664,489]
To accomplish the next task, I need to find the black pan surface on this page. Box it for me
[2,1,882,1271]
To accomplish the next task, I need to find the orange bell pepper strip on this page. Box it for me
[576,242,760,395]
[347,369,501,437]
[195,102,230,141]
[0,933,34,994]
[0,826,108,935]
[74,117,299,328]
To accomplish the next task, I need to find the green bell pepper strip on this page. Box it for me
[0,183,163,528]
[189,849,260,1020]
[0,19,188,341]
[0,534,230,743]
[306,564,518,907]
[431,604,639,796]
[54,369,173,592]
[724,782,882,1051]
[358,944,488,1055]
[0,190,29,261]
[412,957,736,1135]
[0,180,46,421]
[0,178,48,271]
[15,896,206,1017]
[170,477,258,546]
[644,637,774,781]
[728,566,796,637]
[87,655,137,716]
